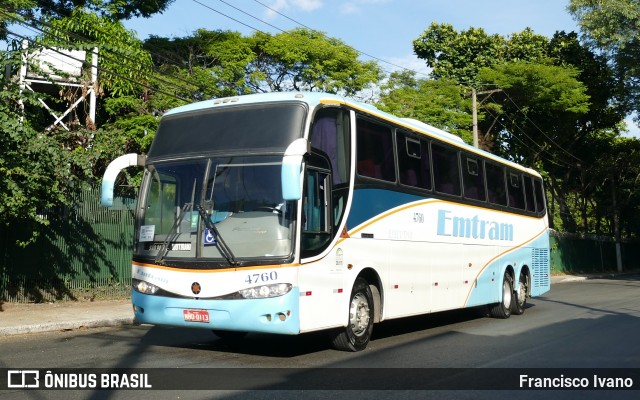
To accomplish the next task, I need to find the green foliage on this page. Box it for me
[247,28,383,95]
[568,0,640,50]
[413,23,504,85]
[376,71,473,143]
[0,83,92,245]
[569,0,640,118]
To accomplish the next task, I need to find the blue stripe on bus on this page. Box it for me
[132,288,301,335]
[347,188,423,228]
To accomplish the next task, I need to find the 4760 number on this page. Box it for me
[245,271,278,285]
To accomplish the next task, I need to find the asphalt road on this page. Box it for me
[1,275,639,399]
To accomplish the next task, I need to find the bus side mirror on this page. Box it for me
[101,153,146,207]
[281,138,309,201]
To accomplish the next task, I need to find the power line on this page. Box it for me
[250,0,425,76]
[0,8,200,100]
[9,10,198,96]
[502,90,582,163]
[2,28,192,104]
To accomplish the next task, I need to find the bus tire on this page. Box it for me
[511,271,528,315]
[330,277,374,352]
[489,272,513,319]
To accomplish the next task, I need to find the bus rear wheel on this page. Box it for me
[489,272,513,319]
[511,271,528,315]
[330,277,374,352]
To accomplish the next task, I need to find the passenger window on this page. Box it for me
[486,163,507,206]
[534,179,546,213]
[524,175,536,212]
[432,143,460,196]
[508,171,526,210]
[310,108,350,186]
[356,118,395,182]
[396,131,431,190]
[462,154,486,201]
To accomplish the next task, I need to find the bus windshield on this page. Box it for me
[136,156,295,264]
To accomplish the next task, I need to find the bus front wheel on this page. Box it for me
[489,272,513,319]
[330,277,374,352]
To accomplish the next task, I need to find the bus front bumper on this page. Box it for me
[131,288,300,335]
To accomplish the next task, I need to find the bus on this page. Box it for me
[101,92,550,351]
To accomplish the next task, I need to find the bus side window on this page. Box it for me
[524,175,536,212]
[301,167,332,257]
[486,163,507,206]
[462,154,486,201]
[432,142,461,196]
[508,171,526,210]
[396,131,431,190]
[310,109,350,186]
[356,118,396,182]
[534,178,546,213]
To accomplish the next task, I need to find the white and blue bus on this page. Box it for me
[101,92,550,351]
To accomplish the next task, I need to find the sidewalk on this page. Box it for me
[0,299,134,337]
[0,273,629,337]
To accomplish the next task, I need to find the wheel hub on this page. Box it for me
[349,292,370,337]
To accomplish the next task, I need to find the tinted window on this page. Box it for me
[508,171,526,210]
[150,103,307,160]
[396,131,431,190]
[310,108,350,186]
[486,163,507,206]
[462,154,486,201]
[356,118,396,182]
[524,175,536,212]
[432,143,460,196]
[534,179,546,212]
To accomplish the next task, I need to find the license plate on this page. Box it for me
[183,309,210,323]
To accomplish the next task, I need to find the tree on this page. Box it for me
[0,79,93,244]
[376,70,473,143]
[413,23,505,86]
[246,28,383,96]
[568,0,640,118]
[144,27,384,99]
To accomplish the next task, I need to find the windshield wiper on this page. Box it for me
[155,178,197,265]
[197,205,238,266]
[155,202,192,265]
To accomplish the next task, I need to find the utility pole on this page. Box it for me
[470,88,502,149]
[611,174,623,272]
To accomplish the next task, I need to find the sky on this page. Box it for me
[124,0,579,76]
[123,0,639,136]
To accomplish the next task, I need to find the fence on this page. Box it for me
[549,230,640,274]
[0,187,135,303]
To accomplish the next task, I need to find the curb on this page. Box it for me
[0,317,136,337]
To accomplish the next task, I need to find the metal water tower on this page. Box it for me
[18,39,98,130]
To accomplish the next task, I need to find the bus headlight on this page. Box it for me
[132,278,160,295]
[238,283,292,299]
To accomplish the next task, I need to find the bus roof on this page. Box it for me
[163,92,541,177]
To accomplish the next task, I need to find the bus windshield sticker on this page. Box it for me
[139,225,155,242]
